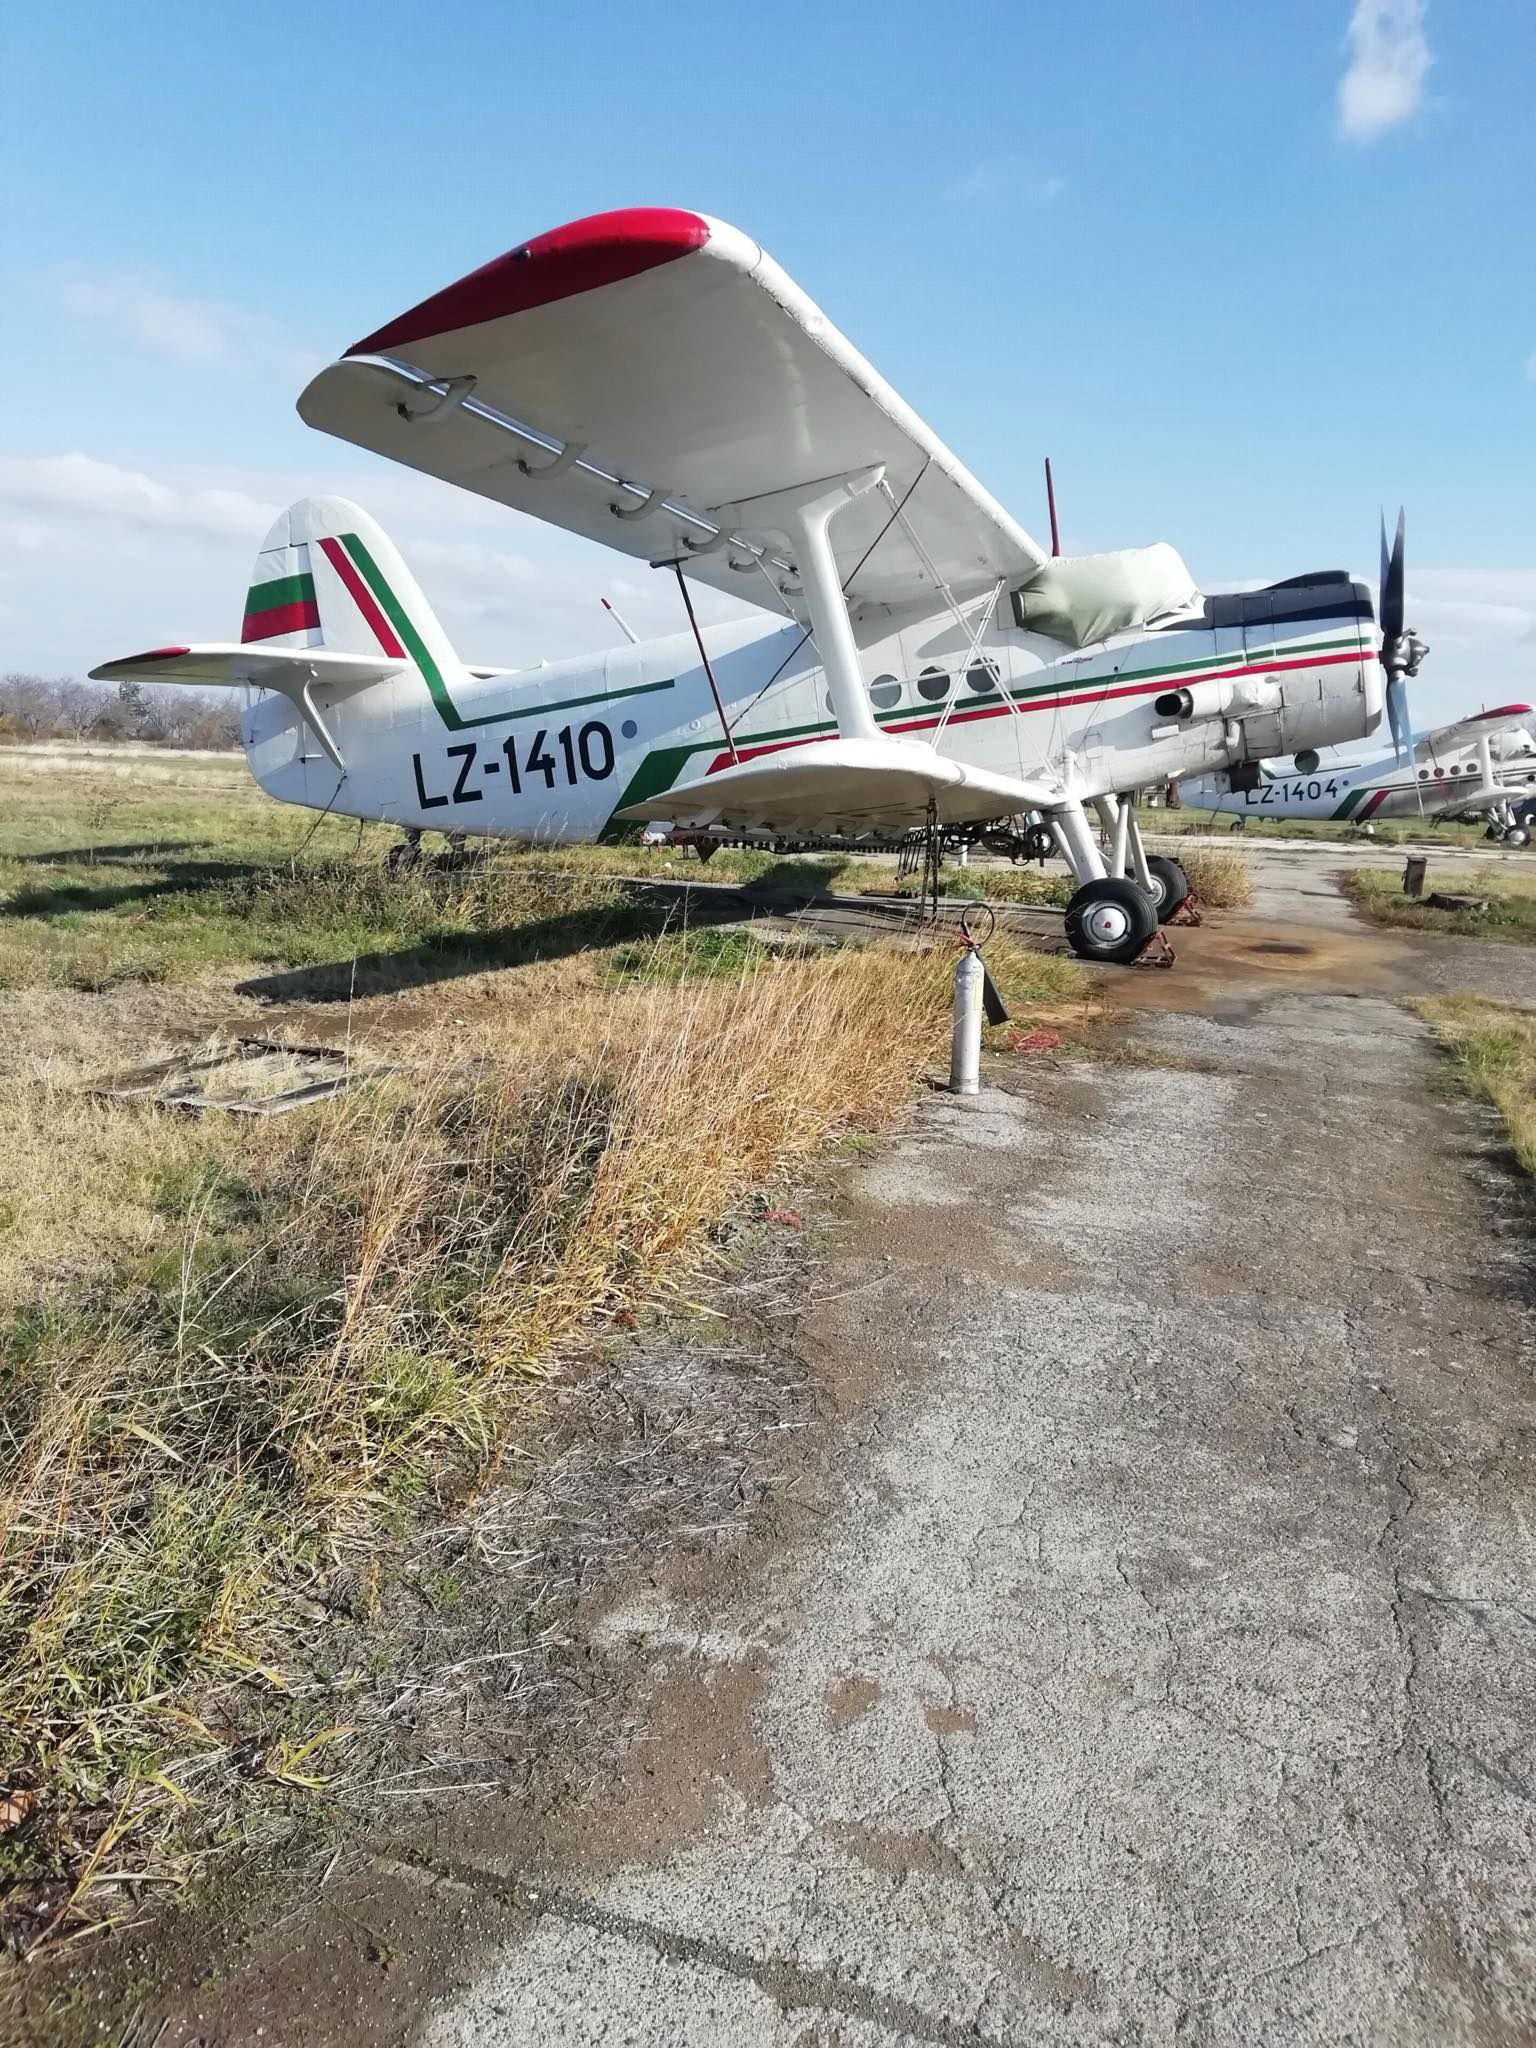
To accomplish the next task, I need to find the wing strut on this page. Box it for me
[669,561,739,764]
[726,469,885,742]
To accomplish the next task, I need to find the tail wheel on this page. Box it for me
[1064,877,1158,964]
[1140,855,1190,924]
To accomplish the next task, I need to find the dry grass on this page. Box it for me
[1416,995,1536,1171]
[1176,847,1253,909]
[0,755,1100,1950]
[0,922,974,1948]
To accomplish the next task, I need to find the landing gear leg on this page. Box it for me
[385,827,422,875]
[1054,797,1156,963]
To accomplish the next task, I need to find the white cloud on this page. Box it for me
[0,452,759,676]
[0,452,275,541]
[55,269,318,382]
[948,160,1065,205]
[1338,0,1431,143]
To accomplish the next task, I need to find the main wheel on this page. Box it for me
[1064,877,1158,964]
[1140,854,1190,923]
[1507,826,1531,848]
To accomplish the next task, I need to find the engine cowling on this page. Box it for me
[1154,677,1282,722]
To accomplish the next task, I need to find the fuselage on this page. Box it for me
[244,580,1381,841]
[1181,733,1536,827]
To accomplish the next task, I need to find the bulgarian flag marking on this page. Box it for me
[242,568,320,643]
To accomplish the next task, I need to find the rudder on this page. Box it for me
[243,497,464,722]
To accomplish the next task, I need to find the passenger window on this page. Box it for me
[917,667,950,702]
[868,674,902,710]
[966,661,999,696]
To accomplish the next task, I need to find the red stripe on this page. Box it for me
[318,535,406,658]
[241,600,319,643]
[705,648,1367,775]
[347,208,711,356]
[1359,788,1391,819]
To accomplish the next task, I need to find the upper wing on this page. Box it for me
[1418,702,1535,759]
[297,209,1046,619]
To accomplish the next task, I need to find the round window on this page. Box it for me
[868,673,902,710]
[966,661,999,696]
[917,667,950,703]
[1418,769,1430,780]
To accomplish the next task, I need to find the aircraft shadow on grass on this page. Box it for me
[234,873,823,1004]
[13,840,204,865]
[2,852,267,920]
[1,842,855,1003]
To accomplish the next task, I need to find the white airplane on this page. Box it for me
[1177,704,1536,841]
[93,207,1413,963]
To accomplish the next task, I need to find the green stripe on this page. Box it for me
[600,743,699,841]
[340,534,679,735]
[1333,787,1367,819]
[341,533,461,728]
[597,628,1371,832]
[244,571,315,618]
[493,676,678,723]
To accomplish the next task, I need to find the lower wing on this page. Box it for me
[618,738,1060,833]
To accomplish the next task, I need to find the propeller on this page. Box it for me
[1378,508,1428,772]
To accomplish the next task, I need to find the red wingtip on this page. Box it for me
[121,646,191,663]
[1474,703,1535,721]
[347,208,712,357]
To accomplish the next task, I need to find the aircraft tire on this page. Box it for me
[1141,855,1190,923]
[1064,877,1158,964]
[1506,826,1531,849]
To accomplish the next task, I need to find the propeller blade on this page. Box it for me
[1379,507,1406,646]
[1386,674,1413,769]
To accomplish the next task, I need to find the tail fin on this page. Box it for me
[91,496,468,799]
[243,495,460,693]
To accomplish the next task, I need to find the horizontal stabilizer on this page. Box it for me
[89,644,406,691]
[618,737,1059,833]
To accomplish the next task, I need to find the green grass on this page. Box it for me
[1148,807,1494,847]
[1417,996,1536,1171]
[1341,865,1536,945]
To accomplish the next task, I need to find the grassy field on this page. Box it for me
[1417,996,1536,1172]
[0,757,1098,1955]
[1340,864,1536,946]
[1149,805,1495,848]
[0,763,1252,1005]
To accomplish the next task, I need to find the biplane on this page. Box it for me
[1180,703,1536,841]
[93,208,1417,960]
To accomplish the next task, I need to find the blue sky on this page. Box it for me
[3,0,1533,726]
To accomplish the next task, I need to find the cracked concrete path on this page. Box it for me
[414,907,1536,2043]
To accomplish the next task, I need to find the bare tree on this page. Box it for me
[0,671,241,749]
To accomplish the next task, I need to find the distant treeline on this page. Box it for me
[0,673,240,750]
